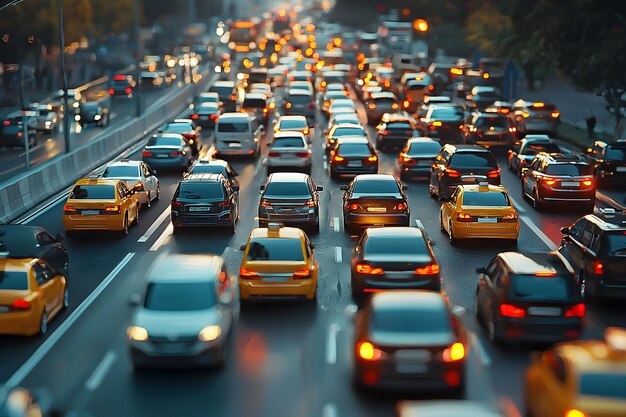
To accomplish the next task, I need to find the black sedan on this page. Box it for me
[353,291,466,395]
[329,138,378,180]
[341,174,409,234]
[350,227,440,301]
[0,225,68,276]
[75,102,109,128]
[397,137,442,180]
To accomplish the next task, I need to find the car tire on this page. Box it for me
[145,192,151,209]
[330,170,339,180]
[121,215,129,236]
[487,318,503,346]
[65,230,75,239]
[63,287,69,309]
[40,312,48,335]
[532,189,543,210]
[429,183,439,199]
[584,199,595,213]
[448,221,457,245]
[440,211,446,233]
[135,205,140,225]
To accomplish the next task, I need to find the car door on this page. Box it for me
[522,158,538,194]
[559,218,587,273]
[579,222,600,277]
[442,187,459,226]
[35,231,64,274]
[488,263,507,325]
[117,182,136,221]
[33,262,62,315]
[477,259,497,318]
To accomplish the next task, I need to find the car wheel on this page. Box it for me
[135,205,140,225]
[475,294,483,324]
[155,186,160,201]
[63,288,69,309]
[579,273,589,300]
[40,312,48,335]
[145,192,151,209]
[440,211,446,233]
[429,182,438,199]
[532,189,543,210]
[448,221,457,245]
[122,215,129,236]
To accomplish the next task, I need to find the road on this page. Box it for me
[2,80,626,416]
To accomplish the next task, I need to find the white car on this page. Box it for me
[288,80,315,96]
[101,159,160,208]
[267,132,311,174]
[328,98,356,116]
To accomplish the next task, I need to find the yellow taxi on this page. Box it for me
[525,327,626,417]
[62,175,140,236]
[439,182,519,245]
[0,258,68,336]
[238,223,318,301]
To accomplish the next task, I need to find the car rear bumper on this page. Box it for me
[331,165,378,176]
[499,318,583,342]
[351,275,441,295]
[451,221,519,240]
[142,156,188,169]
[171,211,233,228]
[63,214,125,232]
[344,212,410,231]
[0,309,42,336]
[239,277,317,299]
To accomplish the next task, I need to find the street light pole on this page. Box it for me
[57,0,71,153]
[133,0,142,117]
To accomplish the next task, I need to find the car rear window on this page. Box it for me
[209,86,234,99]
[387,122,413,130]
[102,165,139,178]
[144,282,216,311]
[217,121,249,133]
[522,142,560,155]
[475,117,508,128]
[510,275,576,301]
[264,181,310,197]
[606,146,626,163]
[449,152,497,169]
[580,373,626,399]
[147,136,182,147]
[603,233,626,256]
[288,94,312,104]
[272,137,306,148]
[430,108,464,121]
[407,142,441,156]
[336,143,372,157]
[353,180,400,194]
[371,306,451,334]
[545,164,591,176]
[70,185,116,200]
[278,119,307,130]
[246,238,304,261]
[364,236,428,255]
[177,182,224,200]
[0,271,28,290]
[242,98,266,108]
[333,127,365,137]
[462,192,510,207]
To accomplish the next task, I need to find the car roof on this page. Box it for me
[408,137,440,144]
[218,112,251,120]
[194,159,228,167]
[249,226,304,239]
[181,173,225,182]
[278,115,307,122]
[536,153,587,164]
[273,131,306,139]
[336,137,369,144]
[498,251,573,275]
[370,91,397,99]
[460,184,508,193]
[371,290,445,311]
[365,226,424,239]
[147,254,222,283]
[267,172,309,183]
[287,89,312,96]
[397,400,504,417]
[445,144,490,153]
[332,123,363,129]
[585,211,626,231]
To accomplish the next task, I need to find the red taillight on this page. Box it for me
[487,169,501,178]
[400,153,414,164]
[125,87,132,95]
[457,212,472,222]
[367,155,378,162]
[415,264,439,275]
[502,212,518,221]
[12,299,30,309]
[210,114,219,120]
[295,152,310,158]
[593,261,603,275]
[260,199,272,208]
[395,202,407,211]
[357,341,382,361]
[582,179,593,186]
[551,111,560,118]
[293,268,312,278]
[355,263,384,275]
[63,204,77,214]
[268,152,281,157]
[170,151,183,156]
[428,84,434,91]
[380,129,389,135]
[239,266,258,278]
[191,114,200,120]
[4,120,11,126]
[142,150,154,157]
[307,103,315,109]
[333,155,344,162]
[171,201,183,208]
[108,88,115,95]
[445,168,461,177]
[542,177,557,186]
[348,202,359,211]
[104,205,120,213]
[500,304,526,318]
[17,132,22,137]
[442,342,465,362]
[565,303,586,318]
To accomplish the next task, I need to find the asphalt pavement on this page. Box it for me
[1,82,626,417]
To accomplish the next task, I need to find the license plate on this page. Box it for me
[0,306,9,313]
[616,167,626,172]
[200,115,209,120]
[347,161,362,167]
[262,276,289,282]
[156,154,169,158]
[395,363,428,374]
[462,177,477,182]
[189,206,211,212]
[281,154,296,159]
[477,217,497,223]
[528,307,561,316]
[82,210,100,216]
[367,207,387,212]
[395,349,431,361]
[228,142,241,148]
[561,182,579,187]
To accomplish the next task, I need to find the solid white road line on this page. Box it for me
[322,403,338,417]
[332,216,340,232]
[137,207,171,243]
[323,160,328,170]
[470,331,492,367]
[149,223,173,252]
[334,246,342,263]
[85,351,117,391]
[326,323,339,365]
[4,252,135,389]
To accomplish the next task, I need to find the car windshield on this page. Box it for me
[102,165,139,178]
[333,127,365,137]
[147,136,182,147]
[580,373,626,399]
[0,271,28,290]
[353,180,399,194]
[475,117,508,128]
[606,146,626,163]
[430,108,464,121]
[272,137,305,148]
[217,121,249,133]
[364,236,428,255]
[144,282,216,311]
[336,143,371,157]
[407,142,441,156]
[278,119,307,130]
[70,185,116,200]
[177,183,224,200]
[242,98,266,108]
[510,275,575,301]
[288,94,312,104]
[264,181,310,197]
[371,306,451,334]
[163,123,192,132]
[522,142,560,155]
[449,152,497,169]
[545,164,591,176]
[462,192,510,206]
[246,238,304,261]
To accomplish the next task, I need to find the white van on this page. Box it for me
[214,112,263,157]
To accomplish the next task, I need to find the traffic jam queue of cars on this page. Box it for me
[2,10,626,417]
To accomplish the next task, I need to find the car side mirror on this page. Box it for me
[316,186,324,191]
[239,244,247,251]
[402,185,408,190]
[339,185,347,191]
[560,227,570,236]
[260,185,265,190]
[476,267,486,274]
[129,294,142,306]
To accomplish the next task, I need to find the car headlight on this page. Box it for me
[127,326,149,341]
[74,115,81,121]
[198,325,221,342]
[94,114,102,121]
[45,121,52,127]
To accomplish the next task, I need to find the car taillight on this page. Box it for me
[108,88,115,95]
[500,304,526,318]
[348,202,359,211]
[367,155,378,162]
[399,153,413,163]
[191,114,200,120]
[394,202,407,211]
[333,155,344,162]
[487,169,501,178]
[582,179,593,186]
[171,201,183,208]
[565,303,586,317]
[593,260,603,275]
[268,152,281,157]
[415,264,439,275]
[403,100,409,108]
[295,152,310,158]
[445,168,461,177]
[442,342,465,362]
[368,103,376,110]
[542,177,557,186]
[104,205,120,213]
[308,103,315,109]
[551,111,560,118]
[63,205,77,214]
[508,126,516,133]
[12,299,30,309]
[3,120,10,126]
[380,129,389,135]
[468,125,477,132]
[210,114,219,120]
[260,199,272,208]
[125,87,132,95]
[457,212,472,222]
[357,341,383,361]
[428,84,434,91]
[301,199,315,208]
[565,409,587,417]
[142,150,153,157]
[355,263,384,275]
[285,103,292,109]
[293,268,312,278]
[239,266,258,278]
[170,151,183,156]
[430,121,443,128]
[231,94,237,101]
[502,212,518,221]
